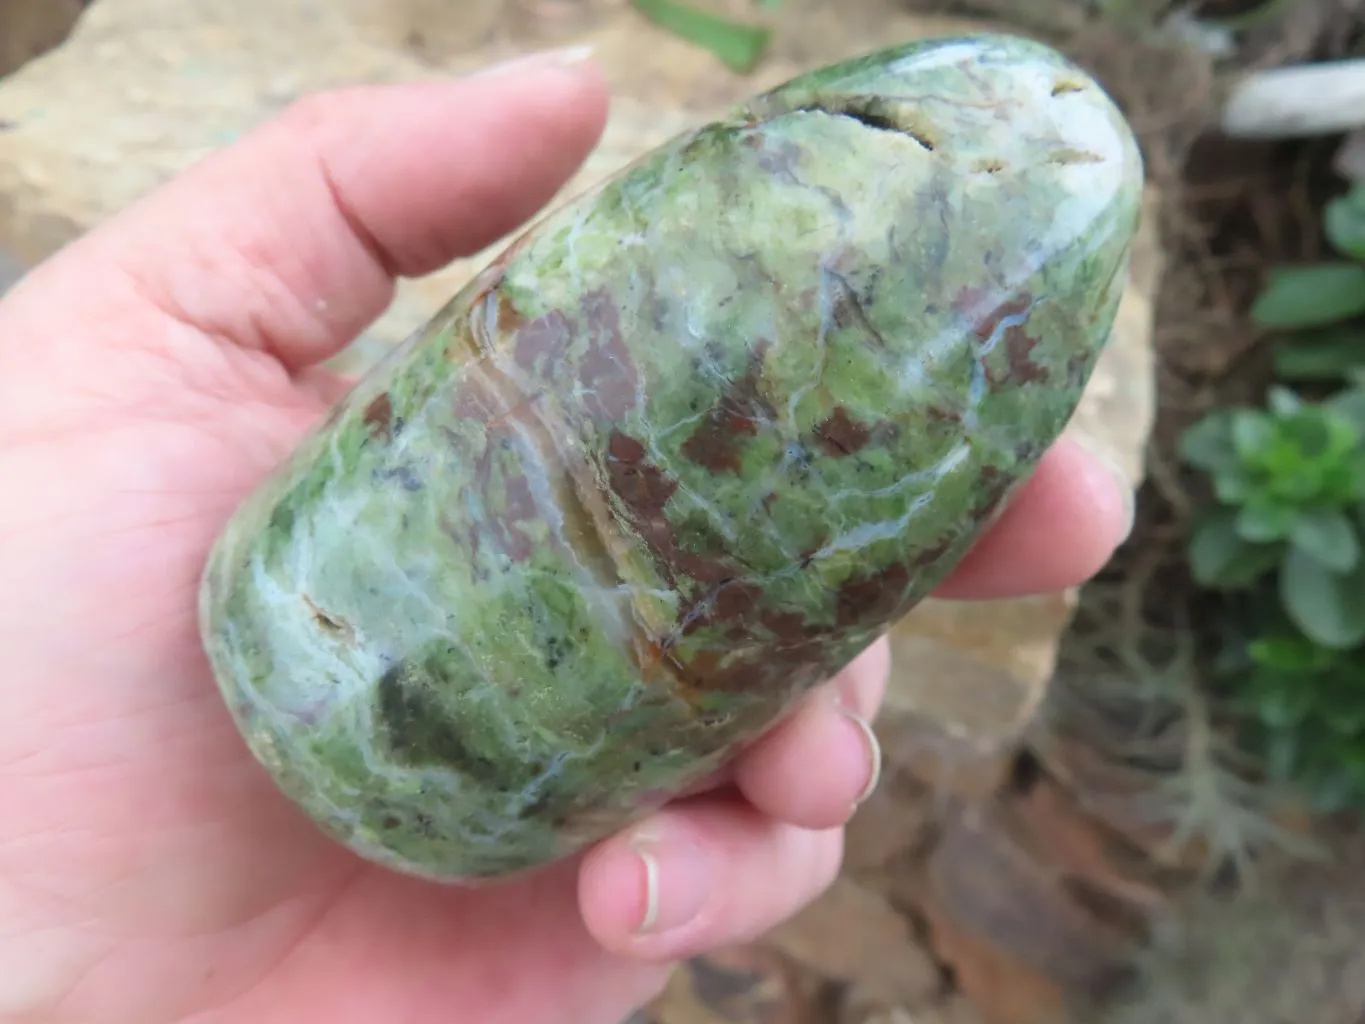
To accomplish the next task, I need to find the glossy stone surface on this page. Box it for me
[199,33,1144,882]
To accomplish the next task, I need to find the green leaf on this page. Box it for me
[1267,385,1304,417]
[1326,188,1365,261]
[1213,468,1255,504]
[1253,686,1310,728]
[1178,413,1240,474]
[1250,263,1365,329]
[1327,703,1365,734]
[629,0,771,72]
[1190,511,1242,584]
[1189,510,1281,587]
[1231,408,1275,461]
[1272,326,1365,381]
[1326,387,1365,438]
[1279,545,1365,648]
[1236,500,1296,542]
[1289,510,1360,572]
[1276,405,1345,462]
[1249,634,1330,672]
[1264,729,1299,781]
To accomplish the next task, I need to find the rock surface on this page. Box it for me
[199,34,1143,881]
[0,0,1162,1020]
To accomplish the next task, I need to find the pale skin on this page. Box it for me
[0,48,1133,1024]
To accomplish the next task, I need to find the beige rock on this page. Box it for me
[922,805,1136,1023]
[840,989,987,1024]
[764,877,940,1006]
[336,0,503,53]
[927,997,991,1024]
[498,0,628,47]
[883,594,1072,746]
[920,908,1071,1024]
[839,991,916,1024]
[843,761,933,878]
[1010,774,1168,916]
[0,0,436,266]
[651,945,807,1024]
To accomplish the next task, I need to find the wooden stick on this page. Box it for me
[1222,60,1365,140]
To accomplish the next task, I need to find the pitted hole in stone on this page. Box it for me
[790,96,938,153]
[971,156,1006,175]
[1047,147,1104,166]
[302,594,356,645]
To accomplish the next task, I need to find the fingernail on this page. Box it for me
[1067,432,1136,540]
[1114,469,1137,539]
[468,44,596,80]
[835,697,882,807]
[629,827,711,935]
[1096,451,1136,540]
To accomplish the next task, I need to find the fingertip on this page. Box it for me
[1052,432,1137,533]
[579,800,844,963]
[934,433,1135,600]
[733,691,881,830]
[578,833,646,952]
[579,815,714,961]
[357,53,612,277]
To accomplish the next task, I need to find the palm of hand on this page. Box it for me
[0,254,672,1023]
[0,55,1130,1024]
[0,66,685,1024]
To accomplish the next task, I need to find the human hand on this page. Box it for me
[0,48,1133,1024]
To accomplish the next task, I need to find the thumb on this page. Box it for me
[6,46,607,374]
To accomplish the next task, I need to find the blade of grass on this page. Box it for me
[630,0,772,73]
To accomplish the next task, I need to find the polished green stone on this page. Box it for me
[199,33,1144,882]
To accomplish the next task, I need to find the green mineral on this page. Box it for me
[199,33,1144,882]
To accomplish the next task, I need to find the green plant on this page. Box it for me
[1181,385,1365,648]
[1256,182,1365,381]
[629,0,773,72]
[1233,634,1365,812]
[1176,175,1365,817]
